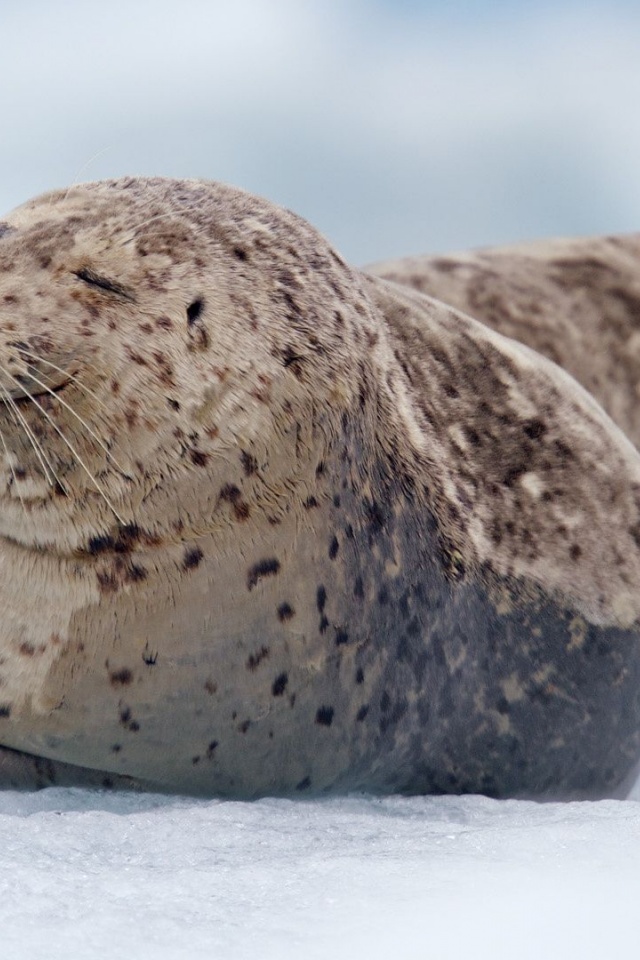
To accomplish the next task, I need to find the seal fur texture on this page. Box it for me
[368,235,640,447]
[0,178,640,798]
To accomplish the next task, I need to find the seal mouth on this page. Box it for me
[6,376,71,403]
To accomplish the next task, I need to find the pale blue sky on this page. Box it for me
[1,0,639,262]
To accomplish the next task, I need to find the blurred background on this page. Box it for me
[1,0,639,265]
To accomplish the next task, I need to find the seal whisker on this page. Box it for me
[14,361,130,478]
[0,409,27,519]
[0,367,59,486]
[17,350,114,417]
[3,369,125,523]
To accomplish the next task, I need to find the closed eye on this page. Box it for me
[74,268,135,301]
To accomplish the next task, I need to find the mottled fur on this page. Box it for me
[0,179,638,798]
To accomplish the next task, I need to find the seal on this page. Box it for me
[0,177,640,799]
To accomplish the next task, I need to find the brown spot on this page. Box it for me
[156,316,173,329]
[570,544,582,561]
[240,450,258,476]
[246,645,270,671]
[219,484,250,521]
[97,570,119,594]
[19,642,36,657]
[204,678,217,695]
[110,668,133,687]
[125,563,148,583]
[190,449,209,467]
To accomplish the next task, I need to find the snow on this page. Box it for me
[2,783,640,960]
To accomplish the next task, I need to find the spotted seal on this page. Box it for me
[0,177,639,799]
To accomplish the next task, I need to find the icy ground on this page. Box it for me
[1,780,640,960]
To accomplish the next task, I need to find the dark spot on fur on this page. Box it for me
[246,645,270,671]
[110,668,133,687]
[0,705,11,718]
[238,719,251,734]
[207,740,218,759]
[183,546,204,570]
[353,576,364,600]
[296,776,311,791]
[240,450,258,476]
[335,629,349,646]
[496,697,510,715]
[272,672,288,696]
[247,557,281,590]
[355,667,364,684]
[315,706,334,726]
[328,536,339,560]
[356,705,369,722]
[97,570,119,594]
[523,418,547,440]
[319,616,329,634]
[570,544,582,561]
[125,563,148,583]
[111,744,122,753]
[87,534,115,555]
[333,494,341,508]
[204,679,217,695]
[277,602,295,622]
[233,247,248,261]
[316,585,327,613]
[142,648,158,666]
[378,586,389,606]
[190,449,209,467]
[303,496,318,509]
[220,483,250,521]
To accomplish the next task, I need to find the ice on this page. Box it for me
[1,783,639,960]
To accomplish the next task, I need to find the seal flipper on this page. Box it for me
[0,744,149,792]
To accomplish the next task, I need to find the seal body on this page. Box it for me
[0,178,639,799]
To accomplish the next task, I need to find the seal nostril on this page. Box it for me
[186,299,204,325]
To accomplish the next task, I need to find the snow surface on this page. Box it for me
[2,781,640,960]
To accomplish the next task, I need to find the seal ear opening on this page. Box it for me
[186,298,209,350]
[186,299,204,326]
